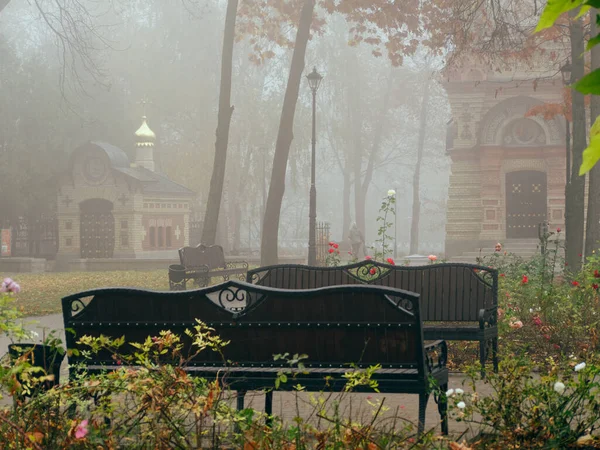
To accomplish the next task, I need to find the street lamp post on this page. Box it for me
[561,60,572,185]
[307,67,323,266]
[393,188,398,260]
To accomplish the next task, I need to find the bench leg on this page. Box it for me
[236,390,246,410]
[479,339,487,378]
[418,393,429,436]
[492,337,499,373]
[265,391,273,426]
[437,384,449,436]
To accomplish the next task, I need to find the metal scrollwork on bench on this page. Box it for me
[389,296,415,312]
[425,341,448,373]
[214,286,249,311]
[472,267,495,287]
[70,298,89,317]
[346,262,391,283]
[226,261,249,270]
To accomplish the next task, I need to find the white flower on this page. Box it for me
[554,381,566,394]
[455,388,464,395]
[445,389,454,397]
[575,362,586,372]
[457,401,466,409]
[29,330,39,339]
[387,189,396,197]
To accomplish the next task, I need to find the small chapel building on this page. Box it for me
[443,67,567,257]
[56,117,194,260]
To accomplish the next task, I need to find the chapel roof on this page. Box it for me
[72,141,194,197]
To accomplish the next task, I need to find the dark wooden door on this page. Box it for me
[80,199,115,258]
[506,171,547,238]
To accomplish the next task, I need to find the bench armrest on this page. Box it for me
[424,340,447,373]
[226,260,249,270]
[478,306,498,330]
[186,265,210,275]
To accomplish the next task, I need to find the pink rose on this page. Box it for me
[2,278,20,294]
[428,255,437,261]
[75,420,89,439]
[509,319,523,329]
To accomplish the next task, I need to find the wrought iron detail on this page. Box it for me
[389,295,415,313]
[70,298,89,317]
[425,341,448,373]
[345,262,391,283]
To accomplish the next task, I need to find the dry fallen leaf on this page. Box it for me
[449,442,473,450]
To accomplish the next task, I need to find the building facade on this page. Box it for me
[56,117,194,261]
[444,68,566,257]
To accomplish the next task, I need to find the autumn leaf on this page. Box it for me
[449,442,473,450]
[535,0,585,32]
[579,115,600,176]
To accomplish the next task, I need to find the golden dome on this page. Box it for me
[135,116,156,146]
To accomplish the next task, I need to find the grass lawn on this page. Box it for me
[7,270,170,316]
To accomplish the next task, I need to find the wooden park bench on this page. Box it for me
[61,281,449,434]
[247,261,499,373]
[169,244,248,290]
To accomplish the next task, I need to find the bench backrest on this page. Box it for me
[179,244,226,270]
[62,281,426,374]
[247,261,498,322]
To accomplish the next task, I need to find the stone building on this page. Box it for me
[56,117,194,261]
[444,68,566,257]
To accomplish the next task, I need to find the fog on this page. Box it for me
[0,0,456,264]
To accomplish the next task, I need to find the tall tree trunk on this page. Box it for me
[232,201,241,253]
[410,76,431,255]
[586,9,600,256]
[566,11,587,271]
[353,144,366,235]
[201,0,238,246]
[260,0,315,265]
[352,70,394,242]
[342,169,351,244]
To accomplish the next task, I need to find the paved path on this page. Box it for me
[0,314,489,440]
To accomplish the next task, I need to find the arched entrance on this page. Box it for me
[505,171,547,238]
[80,199,115,258]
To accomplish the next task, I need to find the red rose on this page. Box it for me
[553,344,561,350]
[532,316,542,327]
[328,248,334,254]
[365,256,372,260]
[333,243,339,249]
[593,284,599,290]
[386,257,395,265]
[543,334,551,341]
[521,275,529,284]
[594,270,600,278]
[328,242,334,247]
[348,251,352,255]
[369,267,377,275]
[500,273,505,277]
[572,281,580,287]
[579,254,582,257]
[557,228,561,233]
